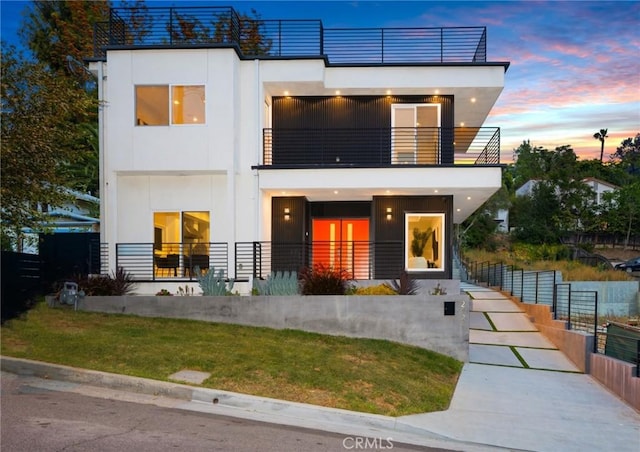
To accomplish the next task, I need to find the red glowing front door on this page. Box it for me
[311,218,370,279]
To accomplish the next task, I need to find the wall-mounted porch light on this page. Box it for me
[284,207,290,221]
[386,207,392,220]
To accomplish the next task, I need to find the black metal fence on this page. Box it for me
[563,233,640,251]
[112,240,406,282]
[604,322,640,377]
[234,241,404,281]
[115,242,229,281]
[460,259,640,373]
[262,127,500,167]
[1,251,42,323]
[95,6,488,65]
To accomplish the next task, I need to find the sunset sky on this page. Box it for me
[2,0,638,162]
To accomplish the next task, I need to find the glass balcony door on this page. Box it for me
[391,104,441,164]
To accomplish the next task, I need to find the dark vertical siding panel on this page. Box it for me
[272,95,454,165]
[272,197,306,242]
[372,196,453,279]
[271,197,308,273]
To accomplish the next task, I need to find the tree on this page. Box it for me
[610,133,640,178]
[167,7,272,55]
[460,170,511,250]
[1,47,97,250]
[511,181,563,244]
[599,181,640,249]
[19,0,109,77]
[593,128,608,163]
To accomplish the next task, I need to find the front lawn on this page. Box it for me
[1,301,462,416]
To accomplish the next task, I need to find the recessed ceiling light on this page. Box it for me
[460,122,465,127]
[334,190,339,194]
[434,89,440,94]
[284,91,289,96]
[467,196,471,200]
[335,90,341,95]
[456,208,461,212]
[386,90,392,95]
[471,97,476,103]
[434,189,439,193]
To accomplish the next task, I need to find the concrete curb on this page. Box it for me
[1,356,507,451]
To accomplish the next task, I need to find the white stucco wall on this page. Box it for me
[99,45,505,273]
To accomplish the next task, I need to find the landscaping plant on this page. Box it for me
[253,271,300,295]
[300,263,352,295]
[383,271,418,295]
[195,266,234,295]
[70,267,136,296]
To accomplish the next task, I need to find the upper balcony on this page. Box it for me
[260,127,501,168]
[93,6,488,65]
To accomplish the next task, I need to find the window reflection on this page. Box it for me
[153,211,210,278]
[172,86,205,124]
[136,86,169,125]
[135,85,205,126]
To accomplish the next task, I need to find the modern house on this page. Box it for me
[89,6,509,289]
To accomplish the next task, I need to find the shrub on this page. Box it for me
[300,264,352,295]
[383,271,418,295]
[353,284,397,295]
[72,267,136,296]
[196,266,234,295]
[253,271,299,295]
[156,289,173,296]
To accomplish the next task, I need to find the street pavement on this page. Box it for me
[2,283,639,451]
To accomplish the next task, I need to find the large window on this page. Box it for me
[405,213,444,272]
[153,211,210,278]
[153,211,210,251]
[136,85,205,126]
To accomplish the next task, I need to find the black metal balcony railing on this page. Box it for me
[94,6,487,64]
[235,241,405,281]
[115,242,229,281]
[262,127,500,166]
[112,241,406,282]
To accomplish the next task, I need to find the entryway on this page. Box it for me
[311,218,370,279]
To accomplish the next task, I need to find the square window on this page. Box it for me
[172,85,205,124]
[135,86,169,126]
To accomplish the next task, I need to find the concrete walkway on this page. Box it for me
[398,284,640,451]
[2,283,639,451]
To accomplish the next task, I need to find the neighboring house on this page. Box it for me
[20,188,100,254]
[515,178,618,205]
[582,177,618,205]
[495,209,510,233]
[89,6,509,287]
[509,177,619,234]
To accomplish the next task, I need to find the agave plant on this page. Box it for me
[383,271,418,295]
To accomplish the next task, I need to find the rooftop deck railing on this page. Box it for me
[94,6,487,64]
[262,127,500,167]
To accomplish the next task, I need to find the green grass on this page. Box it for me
[1,301,462,416]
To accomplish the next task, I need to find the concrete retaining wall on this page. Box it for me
[515,300,593,373]
[79,294,470,362]
[567,281,639,317]
[508,293,640,410]
[590,353,640,411]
